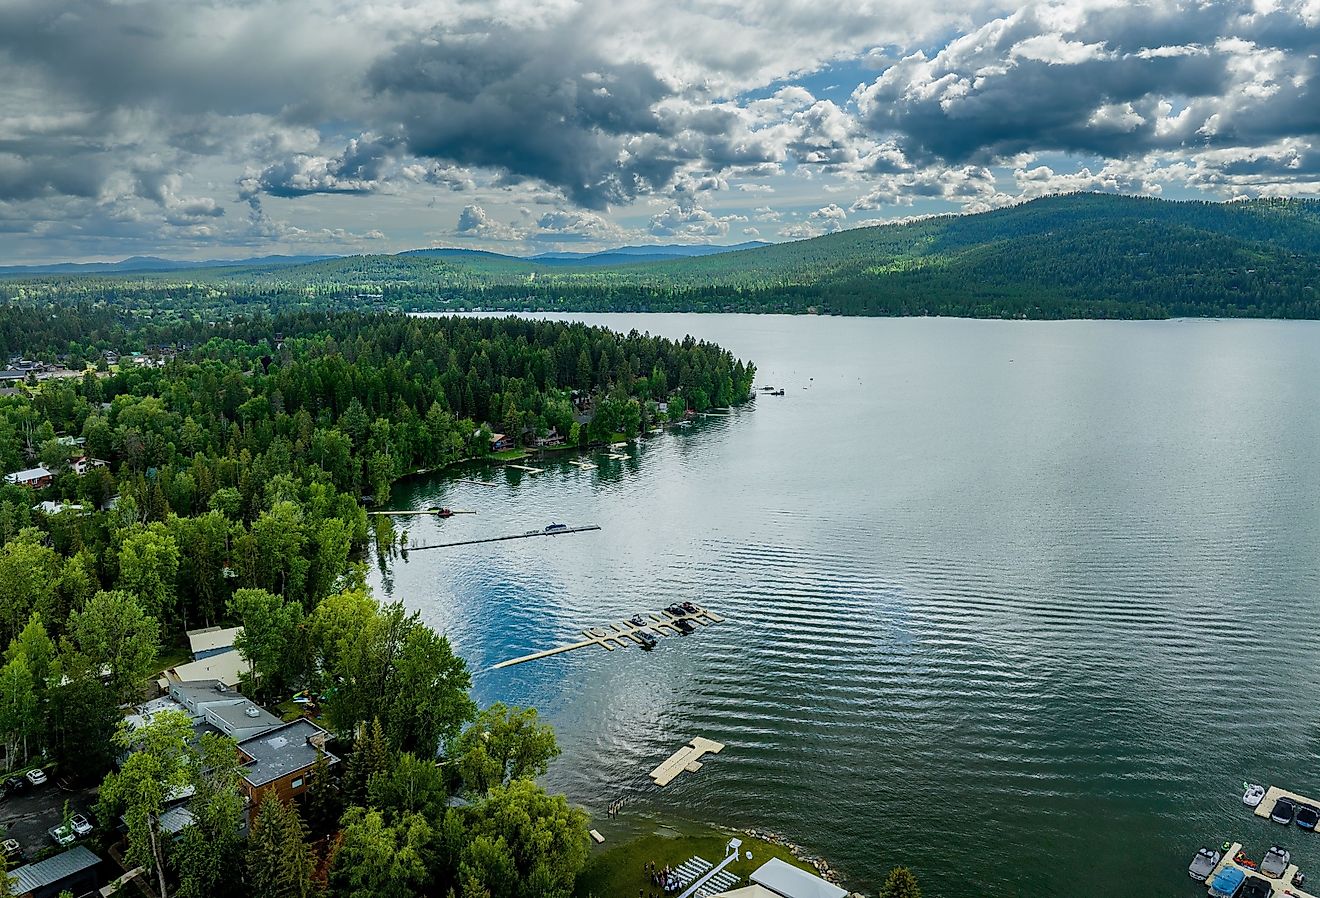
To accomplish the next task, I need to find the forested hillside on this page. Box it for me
[4,193,1320,318]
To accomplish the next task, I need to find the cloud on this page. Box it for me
[648,201,746,238]
[454,204,523,241]
[780,203,847,238]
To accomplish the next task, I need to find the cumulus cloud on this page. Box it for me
[648,201,746,238]
[780,203,847,238]
[454,204,524,241]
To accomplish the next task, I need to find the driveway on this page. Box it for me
[0,777,100,862]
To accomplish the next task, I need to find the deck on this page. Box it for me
[650,737,725,788]
[1253,785,1320,820]
[1202,842,1315,898]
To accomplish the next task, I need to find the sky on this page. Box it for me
[2,0,1320,262]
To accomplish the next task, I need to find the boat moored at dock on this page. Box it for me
[1190,847,1222,882]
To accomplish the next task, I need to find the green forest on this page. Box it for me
[0,308,755,898]
[4,193,1320,319]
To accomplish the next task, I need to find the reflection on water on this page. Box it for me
[373,315,1320,897]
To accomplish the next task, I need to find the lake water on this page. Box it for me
[372,314,1320,897]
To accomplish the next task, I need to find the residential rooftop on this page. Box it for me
[237,718,337,787]
[9,845,101,894]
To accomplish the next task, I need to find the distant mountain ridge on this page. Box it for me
[0,253,339,276]
[6,194,1320,318]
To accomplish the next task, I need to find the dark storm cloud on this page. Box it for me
[366,24,687,208]
[855,2,1320,165]
[247,135,399,198]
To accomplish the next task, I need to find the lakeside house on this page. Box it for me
[489,432,515,452]
[162,649,248,689]
[236,718,338,803]
[6,845,102,898]
[530,426,565,447]
[712,858,847,898]
[4,466,53,488]
[71,455,108,475]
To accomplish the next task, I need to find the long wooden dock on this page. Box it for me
[406,525,601,552]
[456,479,497,488]
[369,509,475,516]
[504,463,544,474]
[490,605,725,669]
[650,737,725,788]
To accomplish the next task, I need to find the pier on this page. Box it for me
[490,604,724,669]
[369,509,475,516]
[650,737,725,788]
[504,463,545,474]
[1253,785,1320,820]
[571,459,598,470]
[456,479,497,488]
[1203,842,1315,898]
[406,525,601,552]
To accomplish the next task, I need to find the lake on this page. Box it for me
[371,314,1320,897]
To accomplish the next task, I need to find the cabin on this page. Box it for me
[4,466,53,488]
[236,718,339,804]
[70,456,108,476]
[186,625,244,660]
[490,432,515,452]
[533,427,565,448]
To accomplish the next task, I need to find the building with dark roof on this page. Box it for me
[236,718,338,803]
[8,845,101,898]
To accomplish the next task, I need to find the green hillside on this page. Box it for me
[6,193,1320,319]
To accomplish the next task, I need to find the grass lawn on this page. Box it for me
[575,826,819,898]
[491,448,528,461]
[272,700,306,722]
[153,641,192,675]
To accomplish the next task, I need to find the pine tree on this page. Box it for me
[245,796,320,898]
[303,749,342,834]
[879,866,921,898]
[343,717,391,803]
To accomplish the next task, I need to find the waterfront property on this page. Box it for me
[235,718,338,803]
[710,858,848,898]
[186,624,244,660]
[490,603,723,669]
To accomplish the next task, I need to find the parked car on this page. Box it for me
[4,775,28,796]
[2,838,22,863]
[48,821,76,847]
[24,768,46,786]
[70,813,93,837]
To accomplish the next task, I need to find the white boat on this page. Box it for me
[1244,783,1267,807]
[1189,847,1222,882]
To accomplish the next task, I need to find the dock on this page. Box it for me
[406,525,601,552]
[1253,785,1319,820]
[504,463,545,474]
[606,452,627,460]
[490,605,724,669]
[369,509,475,516]
[1203,842,1315,898]
[571,459,598,470]
[650,737,725,788]
[456,479,497,488]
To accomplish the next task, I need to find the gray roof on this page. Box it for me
[10,845,101,892]
[237,719,337,786]
[749,859,846,898]
[208,699,281,732]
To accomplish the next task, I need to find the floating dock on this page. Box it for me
[456,479,497,488]
[504,463,545,474]
[1253,785,1319,820]
[571,459,598,470]
[606,452,627,460]
[406,525,601,552]
[490,605,724,669]
[650,737,725,788]
[369,509,475,516]
[1202,842,1315,898]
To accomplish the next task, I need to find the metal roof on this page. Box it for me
[749,859,846,898]
[10,845,100,893]
[186,626,243,655]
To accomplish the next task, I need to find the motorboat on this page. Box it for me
[426,506,454,517]
[636,630,658,650]
[1240,875,1275,898]
[1189,847,1223,882]
[544,522,568,532]
[681,601,698,614]
[1208,866,1246,898]
[629,614,646,628]
[1244,784,1267,808]
[1271,797,1297,825]
[674,618,695,634]
[1260,846,1290,879]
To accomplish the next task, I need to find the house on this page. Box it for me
[31,501,85,515]
[4,466,53,488]
[711,858,847,898]
[236,718,338,803]
[70,456,107,476]
[7,845,102,898]
[165,649,248,689]
[166,680,282,741]
[186,625,244,660]
[533,427,565,448]
[489,432,515,452]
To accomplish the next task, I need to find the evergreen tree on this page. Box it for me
[879,866,921,898]
[246,796,321,898]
